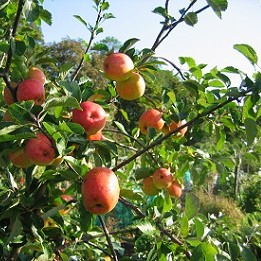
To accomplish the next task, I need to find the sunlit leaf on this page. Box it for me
[234,44,258,65]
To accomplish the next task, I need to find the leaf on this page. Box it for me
[216,126,226,150]
[240,246,257,261]
[152,6,168,18]
[119,38,139,53]
[73,15,87,27]
[233,44,258,65]
[184,12,198,26]
[7,216,23,244]
[180,215,189,237]
[244,118,257,146]
[44,96,81,111]
[191,242,218,261]
[207,0,228,18]
[136,220,157,236]
[39,8,52,25]
[58,81,82,101]
[185,193,200,220]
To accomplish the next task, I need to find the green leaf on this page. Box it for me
[240,246,257,261]
[244,118,257,146]
[185,193,200,220]
[184,12,198,26]
[119,38,139,53]
[216,126,226,150]
[136,220,158,236]
[207,0,228,18]
[152,6,168,18]
[59,81,82,101]
[180,215,189,237]
[7,216,23,244]
[233,44,258,65]
[73,15,87,27]
[44,96,81,111]
[39,8,52,25]
[191,242,218,261]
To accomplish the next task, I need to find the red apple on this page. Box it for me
[8,147,33,168]
[142,176,160,196]
[3,82,18,105]
[116,72,146,100]
[28,67,46,85]
[25,133,56,166]
[152,168,173,189]
[167,180,182,198]
[72,101,106,135]
[81,167,120,215]
[16,79,45,105]
[103,53,134,81]
[138,109,165,135]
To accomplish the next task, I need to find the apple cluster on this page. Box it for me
[3,68,59,168]
[138,108,188,138]
[103,52,146,101]
[142,168,182,198]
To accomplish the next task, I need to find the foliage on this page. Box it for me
[0,0,260,260]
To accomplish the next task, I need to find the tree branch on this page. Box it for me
[71,0,105,81]
[112,89,252,172]
[98,215,118,261]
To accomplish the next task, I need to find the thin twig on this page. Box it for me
[71,0,105,81]
[98,215,119,261]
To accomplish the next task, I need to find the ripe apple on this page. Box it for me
[72,101,106,135]
[28,67,46,85]
[87,131,105,141]
[169,119,188,138]
[167,180,182,198]
[25,133,56,166]
[16,79,45,105]
[103,52,134,81]
[3,82,18,105]
[81,167,120,215]
[88,93,105,102]
[142,176,160,196]
[8,147,33,168]
[152,168,173,189]
[116,72,145,100]
[138,109,165,135]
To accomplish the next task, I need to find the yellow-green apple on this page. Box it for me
[116,72,145,100]
[142,176,160,196]
[72,101,106,135]
[103,52,134,81]
[152,168,173,189]
[28,67,46,85]
[167,180,182,198]
[3,82,18,105]
[88,93,106,102]
[16,79,45,105]
[25,133,56,166]
[169,119,187,138]
[81,167,120,215]
[8,147,33,168]
[138,109,165,135]
[86,131,105,141]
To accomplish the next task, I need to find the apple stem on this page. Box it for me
[98,215,119,261]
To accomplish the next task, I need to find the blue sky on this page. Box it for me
[41,0,261,79]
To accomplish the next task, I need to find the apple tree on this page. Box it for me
[0,0,260,260]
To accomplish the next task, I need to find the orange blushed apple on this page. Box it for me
[8,147,33,168]
[152,168,173,189]
[16,79,45,105]
[103,52,134,81]
[167,180,182,198]
[72,101,106,135]
[81,167,120,215]
[142,176,160,196]
[169,119,188,138]
[28,67,46,85]
[25,133,56,166]
[138,109,165,135]
[116,72,145,100]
